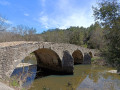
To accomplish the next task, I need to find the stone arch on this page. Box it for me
[9,47,63,77]
[34,48,62,71]
[72,50,83,64]
[89,52,93,58]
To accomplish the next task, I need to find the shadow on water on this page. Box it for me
[11,64,67,89]
[35,66,58,79]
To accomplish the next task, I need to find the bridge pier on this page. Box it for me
[62,51,74,74]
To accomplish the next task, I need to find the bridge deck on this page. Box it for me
[0,41,37,48]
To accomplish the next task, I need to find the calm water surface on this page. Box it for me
[29,65,120,90]
[11,57,120,90]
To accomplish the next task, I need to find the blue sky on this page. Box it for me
[0,0,97,33]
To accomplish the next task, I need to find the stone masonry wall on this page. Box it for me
[0,41,97,79]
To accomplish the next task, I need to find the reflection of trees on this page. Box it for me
[64,73,88,90]
[72,65,120,90]
[103,72,120,80]
[88,66,120,84]
[89,72,100,83]
[86,66,100,83]
[73,73,87,88]
[88,66,109,83]
[30,65,120,90]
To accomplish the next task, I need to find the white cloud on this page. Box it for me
[5,20,12,24]
[0,0,10,6]
[39,16,49,28]
[37,0,95,29]
[0,17,12,24]
[58,12,94,29]
[39,11,94,29]
[24,13,29,16]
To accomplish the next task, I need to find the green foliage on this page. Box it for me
[81,44,88,48]
[93,0,120,70]
[41,27,86,45]
[11,80,19,87]
[91,57,102,62]
[87,22,104,49]
[10,79,19,87]
[41,25,104,49]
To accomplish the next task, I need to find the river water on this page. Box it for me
[11,57,120,90]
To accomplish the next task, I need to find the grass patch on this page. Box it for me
[81,44,87,48]
[10,80,19,87]
[91,57,102,62]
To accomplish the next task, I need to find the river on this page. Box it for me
[11,56,120,90]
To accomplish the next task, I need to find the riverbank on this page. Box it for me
[91,56,120,74]
[0,82,14,90]
[92,56,107,66]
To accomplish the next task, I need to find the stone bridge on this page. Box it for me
[0,41,97,79]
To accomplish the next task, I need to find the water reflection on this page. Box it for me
[11,54,37,88]
[11,59,120,90]
[11,65,37,88]
[29,65,120,90]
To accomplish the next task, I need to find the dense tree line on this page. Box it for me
[41,23,104,49]
[93,0,120,71]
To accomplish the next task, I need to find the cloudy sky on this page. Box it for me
[0,0,97,33]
